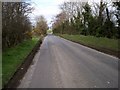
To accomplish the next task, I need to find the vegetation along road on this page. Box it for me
[18,35,118,88]
[2,0,120,89]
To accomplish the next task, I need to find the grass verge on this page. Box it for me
[2,37,40,87]
[58,34,119,57]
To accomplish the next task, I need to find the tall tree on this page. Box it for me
[113,1,120,27]
[82,2,93,35]
[113,1,120,38]
[35,15,48,35]
[2,2,33,49]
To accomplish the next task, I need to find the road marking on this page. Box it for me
[59,36,119,60]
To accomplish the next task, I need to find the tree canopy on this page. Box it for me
[52,1,120,39]
[2,2,33,49]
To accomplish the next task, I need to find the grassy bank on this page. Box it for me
[2,37,40,86]
[59,34,119,52]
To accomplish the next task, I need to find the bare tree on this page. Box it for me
[35,15,48,35]
[2,2,33,49]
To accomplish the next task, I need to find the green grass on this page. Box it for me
[59,34,119,52]
[2,37,40,86]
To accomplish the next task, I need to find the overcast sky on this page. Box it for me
[29,0,64,27]
[29,0,112,27]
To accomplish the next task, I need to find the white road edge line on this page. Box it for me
[57,36,119,60]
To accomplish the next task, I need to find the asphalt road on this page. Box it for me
[18,35,119,88]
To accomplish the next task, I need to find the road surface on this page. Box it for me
[18,35,118,88]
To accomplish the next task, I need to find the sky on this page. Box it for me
[29,0,111,27]
[29,0,65,27]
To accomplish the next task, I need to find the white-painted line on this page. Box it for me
[59,36,119,60]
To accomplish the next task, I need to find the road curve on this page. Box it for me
[18,35,118,88]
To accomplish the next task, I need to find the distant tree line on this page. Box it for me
[2,2,33,49]
[33,15,48,36]
[52,1,120,39]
